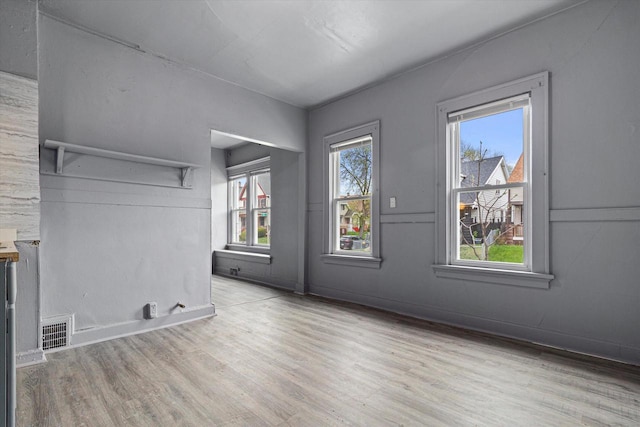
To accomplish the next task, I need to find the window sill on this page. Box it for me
[431,264,553,289]
[225,244,270,255]
[321,254,382,269]
[215,249,271,265]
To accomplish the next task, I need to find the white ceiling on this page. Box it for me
[39,0,583,111]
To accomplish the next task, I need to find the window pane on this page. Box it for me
[254,172,271,208]
[254,209,270,246]
[336,199,371,254]
[457,187,524,264]
[230,209,245,243]
[229,176,247,244]
[459,108,525,185]
[338,144,371,198]
[230,176,247,210]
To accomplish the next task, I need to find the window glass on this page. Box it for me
[229,176,247,243]
[253,172,271,246]
[337,199,371,253]
[227,160,270,249]
[450,96,529,266]
[338,143,371,198]
[331,138,372,254]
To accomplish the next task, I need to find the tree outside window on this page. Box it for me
[450,97,529,265]
[332,138,372,254]
[434,72,552,288]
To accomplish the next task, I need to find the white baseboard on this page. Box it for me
[69,304,215,349]
[16,349,47,367]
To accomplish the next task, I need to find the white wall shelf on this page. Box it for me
[43,140,200,188]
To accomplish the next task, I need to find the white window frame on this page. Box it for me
[433,73,553,288]
[450,93,530,270]
[322,121,381,269]
[226,157,270,253]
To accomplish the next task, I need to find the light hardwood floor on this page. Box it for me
[18,276,640,426]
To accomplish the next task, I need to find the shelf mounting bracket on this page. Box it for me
[180,167,193,188]
[55,146,65,174]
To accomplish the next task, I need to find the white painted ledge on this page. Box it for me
[321,254,382,269]
[432,264,553,289]
[550,206,640,222]
[16,349,46,367]
[42,139,201,188]
[215,249,271,265]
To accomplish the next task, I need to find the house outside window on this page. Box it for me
[434,73,553,288]
[227,157,270,250]
[322,121,381,268]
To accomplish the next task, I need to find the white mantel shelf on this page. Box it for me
[43,140,201,188]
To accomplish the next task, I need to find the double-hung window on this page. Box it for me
[227,157,271,250]
[323,121,381,268]
[434,73,553,288]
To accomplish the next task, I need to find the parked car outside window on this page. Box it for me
[340,236,370,250]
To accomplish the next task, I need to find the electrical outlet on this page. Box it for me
[146,302,157,319]
[390,197,397,208]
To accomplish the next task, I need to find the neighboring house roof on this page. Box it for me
[238,182,269,201]
[459,155,509,206]
[507,153,524,183]
[460,155,503,188]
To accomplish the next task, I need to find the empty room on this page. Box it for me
[1,0,639,425]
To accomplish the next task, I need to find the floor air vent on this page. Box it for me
[42,315,73,351]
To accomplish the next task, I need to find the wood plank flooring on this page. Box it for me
[18,275,640,426]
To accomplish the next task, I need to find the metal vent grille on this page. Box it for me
[42,323,67,350]
[42,315,73,351]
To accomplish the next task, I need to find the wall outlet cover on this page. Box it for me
[145,302,158,319]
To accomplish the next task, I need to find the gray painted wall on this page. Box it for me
[0,0,38,80]
[225,143,271,167]
[307,0,640,364]
[211,148,227,254]
[214,145,301,290]
[37,13,305,344]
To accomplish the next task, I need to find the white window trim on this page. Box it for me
[215,249,272,265]
[227,156,271,253]
[433,72,553,288]
[322,121,381,268]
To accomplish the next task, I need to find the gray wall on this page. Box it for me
[214,145,301,290]
[307,0,640,364]
[0,0,38,80]
[226,143,271,167]
[38,13,306,344]
[211,148,227,253]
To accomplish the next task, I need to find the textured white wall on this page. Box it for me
[0,72,39,240]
